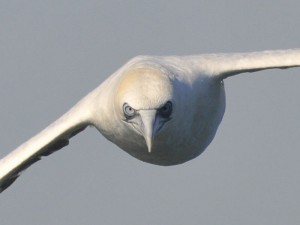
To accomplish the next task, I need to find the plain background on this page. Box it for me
[0,1,299,225]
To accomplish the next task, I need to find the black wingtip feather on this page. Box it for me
[0,125,87,193]
[0,175,19,193]
[0,139,69,193]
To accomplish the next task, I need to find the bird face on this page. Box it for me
[122,101,173,152]
[115,67,174,153]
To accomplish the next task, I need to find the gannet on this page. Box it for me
[0,49,299,192]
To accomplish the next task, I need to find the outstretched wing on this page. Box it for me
[217,49,300,79]
[186,49,300,79]
[0,93,95,193]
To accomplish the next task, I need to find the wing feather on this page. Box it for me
[218,49,300,78]
[0,95,95,193]
[185,49,300,79]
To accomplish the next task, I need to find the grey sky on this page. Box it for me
[0,1,299,225]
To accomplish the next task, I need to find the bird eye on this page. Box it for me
[158,101,172,118]
[123,103,136,119]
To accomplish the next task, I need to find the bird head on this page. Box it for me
[115,67,174,153]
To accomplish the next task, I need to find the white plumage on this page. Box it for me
[0,49,299,192]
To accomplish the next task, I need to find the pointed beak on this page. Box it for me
[138,110,157,153]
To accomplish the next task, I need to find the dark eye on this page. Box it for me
[158,101,172,118]
[123,103,136,119]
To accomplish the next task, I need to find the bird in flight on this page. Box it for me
[0,49,299,192]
